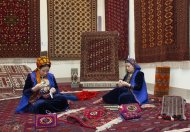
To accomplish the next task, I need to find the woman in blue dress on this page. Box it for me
[93,58,148,105]
[16,56,69,114]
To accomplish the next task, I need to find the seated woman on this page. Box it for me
[16,56,69,114]
[93,58,148,105]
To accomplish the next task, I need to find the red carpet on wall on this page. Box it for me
[135,0,189,63]
[80,32,119,81]
[0,92,190,131]
[105,0,129,60]
[0,0,40,58]
[48,0,97,60]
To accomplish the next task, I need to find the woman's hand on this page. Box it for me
[50,87,56,94]
[122,81,131,87]
[116,80,123,87]
[32,83,43,92]
[42,93,50,99]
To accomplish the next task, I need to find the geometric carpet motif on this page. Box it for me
[135,0,189,63]
[48,0,97,60]
[0,65,32,94]
[154,67,170,97]
[80,32,119,81]
[105,0,129,60]
[58,106,119,129]
[0,0,40,58]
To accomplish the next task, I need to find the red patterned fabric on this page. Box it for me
[135,0,189,63]
[154,67,170,97]
[0,65,32,94]
[0,0,40,58]
[80,32,119,81]
[75,91,98,101]
[59,106,119,129]
[105,0,129,60]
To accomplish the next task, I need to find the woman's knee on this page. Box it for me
[119,94,128,100]
[54,94,66,99]
[54,94,68,103]
[29,99,48,113]
[63,94,78,101]
[118,93,137,104]
[118,94,129,104]
[33,99,47,107]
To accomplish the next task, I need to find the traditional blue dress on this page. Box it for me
[102,65,148,105]
[16,72,69,114]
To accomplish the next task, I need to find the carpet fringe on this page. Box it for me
[57,107,85,118]
[164,128,190,132]
[96,117,123,132]
[0,96,21,101]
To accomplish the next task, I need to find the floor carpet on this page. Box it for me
[0,91,190,132]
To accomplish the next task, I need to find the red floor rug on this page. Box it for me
[58,106,119,130]
[0,91,190,132]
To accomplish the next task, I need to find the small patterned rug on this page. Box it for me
[0,65,32,100]
[58,106,121,130]
[154,67,170,97]
[80,32,119,81]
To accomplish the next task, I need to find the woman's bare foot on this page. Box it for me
[93,98,103,104]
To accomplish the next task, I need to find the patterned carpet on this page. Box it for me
[0,65,32,100]
[0,90,190,132]
[48,0,97,60]
[80,32,119,81]
[0,65,31,89]
[0,0,40,58]
[154,67,170,97]
[105,0,129,60]
[135,0,189,62]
